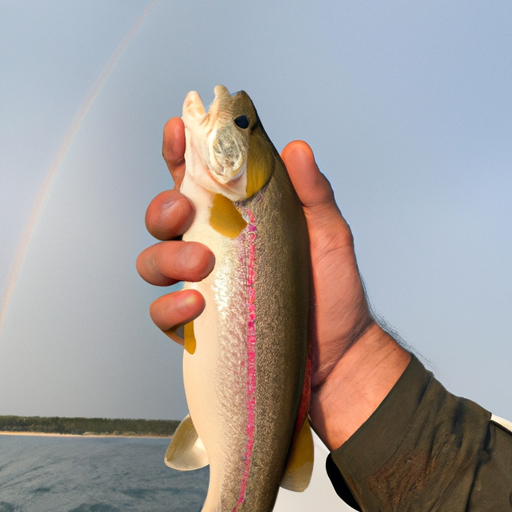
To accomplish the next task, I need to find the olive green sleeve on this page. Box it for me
[326,355,512,511]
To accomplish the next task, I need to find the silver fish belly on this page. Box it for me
[165,85,312,512]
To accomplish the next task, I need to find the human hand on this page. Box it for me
[136,118,214,338]
[280,143,410,448]
[137,117,410,449]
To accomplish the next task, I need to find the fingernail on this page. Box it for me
[180,292,199,311]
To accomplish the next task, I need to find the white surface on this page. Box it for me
[491,415,512,435]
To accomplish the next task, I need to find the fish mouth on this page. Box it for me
[182,85,233,130]
[212,84,231,104]
[182,90,209,126]
[183,86,248,185]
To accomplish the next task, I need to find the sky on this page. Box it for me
[1,0,511,428]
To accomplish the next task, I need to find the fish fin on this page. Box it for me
[164,414,209,470]
[163,324,184,343]
[163,321,196,355]
[209,193,247,238]
[280,418,314,492]
[183,321,197,354]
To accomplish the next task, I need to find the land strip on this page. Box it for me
[0,415,179,437]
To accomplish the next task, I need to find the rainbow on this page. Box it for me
[0,0,158,338]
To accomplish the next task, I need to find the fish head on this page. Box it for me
[182,85,275,201]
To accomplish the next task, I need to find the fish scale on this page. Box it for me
[164,85,313,512]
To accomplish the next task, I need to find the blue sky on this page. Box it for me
[1,0,511,428]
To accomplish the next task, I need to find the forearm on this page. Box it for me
[310,323,411,450]
[324,354,512,511]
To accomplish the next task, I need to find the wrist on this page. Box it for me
[310,323,411,450]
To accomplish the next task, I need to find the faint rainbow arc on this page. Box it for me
[0,0,158,336]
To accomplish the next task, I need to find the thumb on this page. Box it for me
[281,141,343,224]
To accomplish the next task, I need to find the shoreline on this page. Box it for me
[0,431,171,439]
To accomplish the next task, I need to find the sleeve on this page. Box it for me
[326,354,512,511]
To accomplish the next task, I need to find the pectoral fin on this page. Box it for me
[280,418,314,492]
[164,414,209,470]
[164,321,196,355]
[209,193,247,238]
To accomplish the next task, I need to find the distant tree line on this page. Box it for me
[0,415,180,436]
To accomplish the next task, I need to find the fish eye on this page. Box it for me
[234,115,250,129]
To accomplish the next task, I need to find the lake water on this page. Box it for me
[0,434,353,511]
[0,435,208,512]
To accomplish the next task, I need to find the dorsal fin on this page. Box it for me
[164,414,209,470]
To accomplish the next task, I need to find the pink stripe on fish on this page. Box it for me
[233,210,257,512]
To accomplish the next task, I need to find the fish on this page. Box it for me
[164,85,313,512]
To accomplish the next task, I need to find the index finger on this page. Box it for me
[162,117,186,189]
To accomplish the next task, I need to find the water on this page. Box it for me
[0,434,354,511]
[0,435,209,512]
